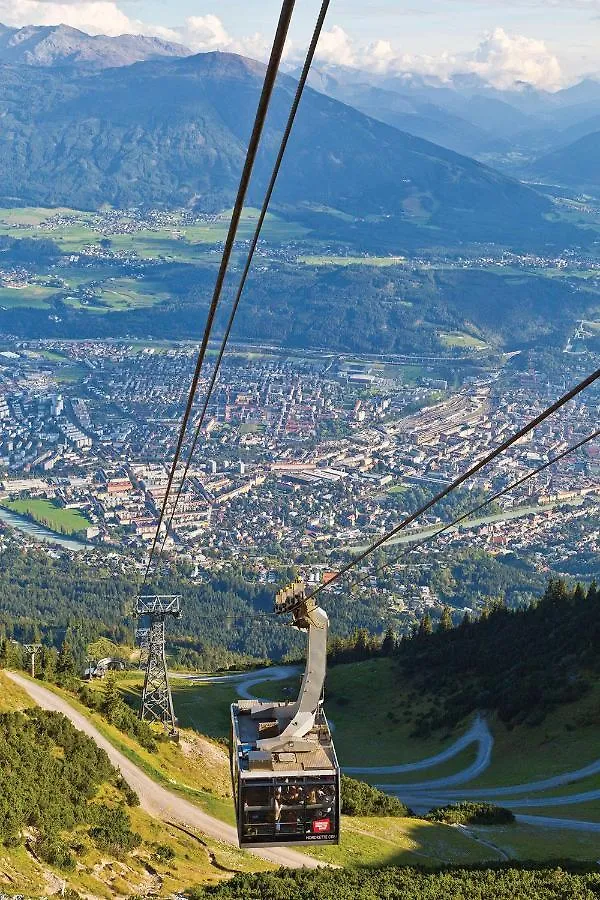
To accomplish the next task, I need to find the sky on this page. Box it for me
[2,0,600,90]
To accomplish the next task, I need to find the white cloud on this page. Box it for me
[469,28,563,90]
[313,24,566,90]
[313,25,356,67]
[0,0,141,36]
[0,2,571,91]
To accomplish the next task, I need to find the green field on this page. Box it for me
[307,816,498,867]
[3,498,92,535]
[0,206,310,263]
[439,331,489,350]
[387,483,409,495]
[0,285,57,309]
[299,255,406,267]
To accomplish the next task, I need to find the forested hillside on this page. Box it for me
[0,52,580,248]
[0,539,550,667]
[1,236,597,352]
[395,579,599,733]
[190,865,600,899]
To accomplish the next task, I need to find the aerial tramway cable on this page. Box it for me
[300,367,600,606]
[158,0,332,557]
[179,427,599,623]
[342,427,600,595]
[142,0,297,586]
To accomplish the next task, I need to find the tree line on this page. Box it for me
[329,579,599,734]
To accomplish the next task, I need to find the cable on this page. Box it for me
[303,367,600,604]
[142,0,296,586]
[343,428,599,594]
[158,0,331,555]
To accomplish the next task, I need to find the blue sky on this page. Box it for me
[4,0,600,88]
[118,0,598,64]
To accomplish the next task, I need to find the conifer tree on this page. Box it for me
[381,627,396,656]
[57,641,76,676]
[439,606,453,632]
[418,614,433,637]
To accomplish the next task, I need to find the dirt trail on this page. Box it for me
[6,672,324,870]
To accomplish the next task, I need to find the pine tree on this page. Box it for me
[39,646,58,680]
[354,629,370,660]
[102,674,122,724]
[544,578,569,606]
[439,606,453,632]
[418,614,433,638]
[381,627,396,657]
[57,641,76,676]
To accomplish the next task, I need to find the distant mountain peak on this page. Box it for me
[0,22,191,69]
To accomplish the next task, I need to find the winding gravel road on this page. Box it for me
[172,665,300,702]
[197,669,600,832]
[398,756,600,800]
[350,715,493,783]
[516,814,600,833]
[7,671,323,870]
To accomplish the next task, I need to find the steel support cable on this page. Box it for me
[149,430,599,627]
[144,433,598,626]
[158,0,332,556]
[301,366,600,606]
[343,428,600,595]
[142,0,296,586]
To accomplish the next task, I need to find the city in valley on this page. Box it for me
[0,337,597,633]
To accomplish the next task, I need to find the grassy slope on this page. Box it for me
[0,670,35,711]
[0,675,270,897]
[24,674,495,869]
[0,801,268,898]
[52,677,235,821]
[247,660,600,789]
[149,666,600,860]
[14,663,600,871]
[192,659,600,860]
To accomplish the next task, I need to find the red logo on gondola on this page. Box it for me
[312,818,331,834]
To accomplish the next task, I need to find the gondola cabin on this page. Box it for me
[230,700,340,846]
[230,579,340,847]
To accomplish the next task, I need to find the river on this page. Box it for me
[0,506,93,551]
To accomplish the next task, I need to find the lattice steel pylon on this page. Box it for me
[135,595,181,733]
[136,627,150,671]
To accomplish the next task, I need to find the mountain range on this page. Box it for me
[531,131,600,192]
[305,65,600,167]
[0,23,190,68]
[1,23,600,193]
[2,22,600,185]
[0,49,582,249]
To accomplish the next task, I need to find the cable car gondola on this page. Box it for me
[230,580,340,847]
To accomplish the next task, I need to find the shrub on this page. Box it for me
[426,802,515,826]
[341,776,411,817]
[35,834,76,871]
[153,843,176,862]
[89,804,142,854]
